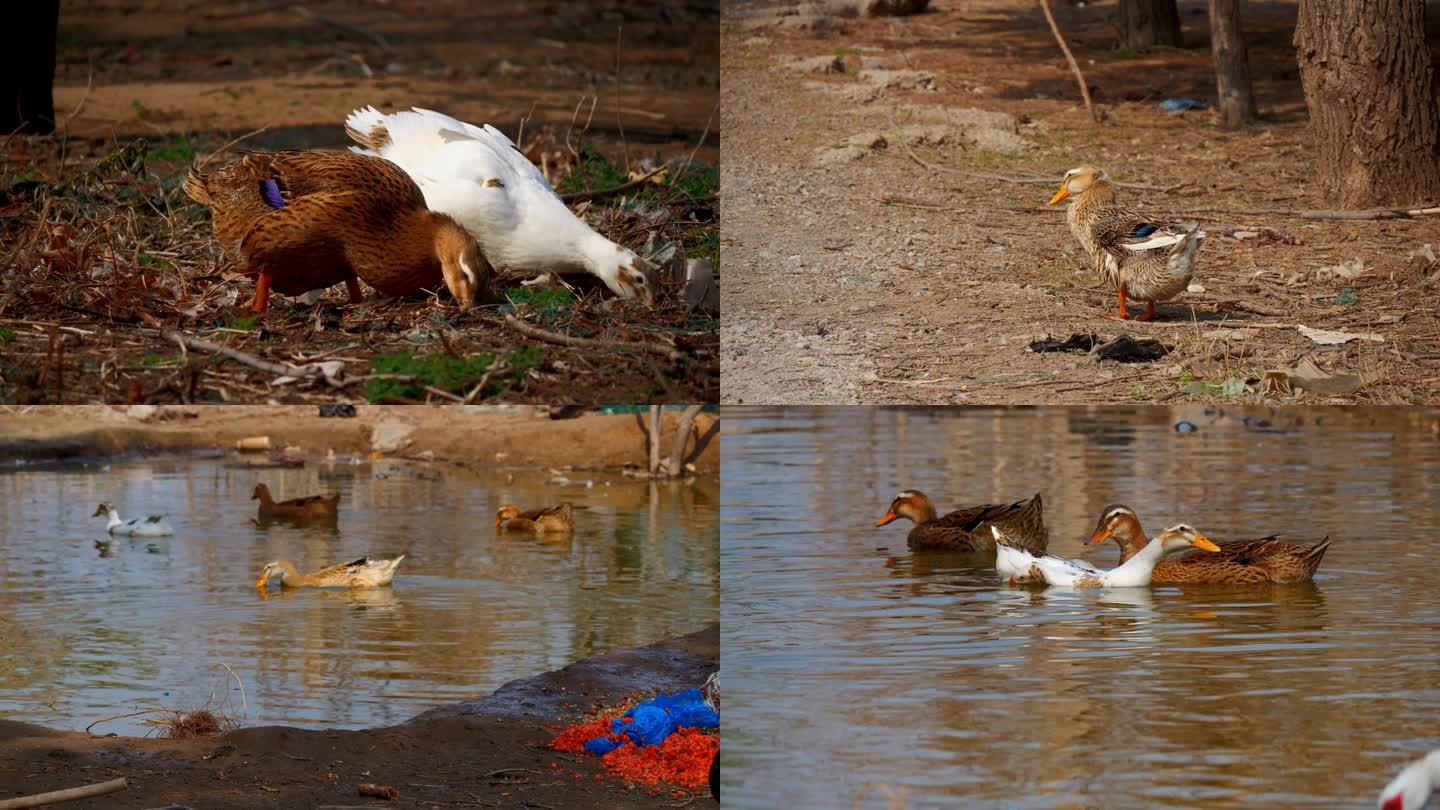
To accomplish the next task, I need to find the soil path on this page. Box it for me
[0,405,720,473]
[0,625,718,808]
[720,0,1440,404]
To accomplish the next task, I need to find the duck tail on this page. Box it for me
[182,166,210,204]
[1166,223,1205,276]
[1299,536,1331,577]
[345,105,392,151]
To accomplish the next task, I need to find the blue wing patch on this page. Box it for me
[259,178,286,209]
[1132,224,1158,238]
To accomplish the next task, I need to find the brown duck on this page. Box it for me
[252,483,340,521]
[875,490,1047,552]
[184,150,489,313]
[1088,505,1330,585]
[495,503,574,534]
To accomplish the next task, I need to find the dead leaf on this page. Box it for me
[1281,357,1364,395]
[1298,324,1384,345]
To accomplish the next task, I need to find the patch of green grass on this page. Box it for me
[226,313,260,332]
[0,328,14,343]
[556,146,629,195]
[691,228,719,265]
[503,286,576,325]
[147,135,195,163]
[364,347,544,402]
[140,353,180,367]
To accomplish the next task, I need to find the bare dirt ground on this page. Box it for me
[0,404,720,473]
[2,0,719,404]
[0,625,719,809]
[720,0,1440,405]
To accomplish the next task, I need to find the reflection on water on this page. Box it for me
[721,406,1440,810]
[0,455,718,734]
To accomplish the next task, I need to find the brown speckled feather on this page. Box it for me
[1096,506,1330,585]
[879,491,1048,553]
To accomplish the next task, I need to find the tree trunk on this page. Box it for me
[0,1,59,134]
[1117,0,1182,49]
[1294,0,1440,206]
[1208,0,1256,127]
[647,405,662,475]
[664,405,705,478]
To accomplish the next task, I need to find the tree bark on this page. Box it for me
[1208,0,1256,127]
[664,405,705,478]
[647,405,662,475]
[1294,0,1440,206]
[1117,0,1182,49]
[0,1,59,134]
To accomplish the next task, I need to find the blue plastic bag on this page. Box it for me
[584,687,720,751]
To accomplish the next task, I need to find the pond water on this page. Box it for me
[721,406,1440,810]
[0,454,718,735]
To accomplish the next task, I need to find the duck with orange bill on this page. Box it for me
[874,490,1046,552]
[256,555,405,589]
[184,150,487,313]
[1048,165,1205,321]
[1088,504,1331,585]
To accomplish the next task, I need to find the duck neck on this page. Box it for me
[105,509,124,530]
[1111,535,1168,578]
[276,561,300,585]
[1111,516,1151,564]
[910,499,938,524]
[579,229,625,277]
[255,487,275,508]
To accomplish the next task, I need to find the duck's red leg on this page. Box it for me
[1135,301,1157,322]
[1103,288,1131,320]
[344,274,364,304]
[250,271,273,313]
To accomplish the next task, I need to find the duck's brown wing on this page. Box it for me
[277,494,335,509]
[923,495,1046,552]
[1153,536,1328,585]
[266,151,427,210]
[239,192,362,295]
[1090,205,1170,260]
[185,158,278,264]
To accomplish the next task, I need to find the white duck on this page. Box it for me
[92,502,174,537]
[1380,751,1440,810]
[994,524,1218,588]
[344,106,653,304]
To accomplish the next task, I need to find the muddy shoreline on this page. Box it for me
[0,405,719,474]
[0,625,718,808]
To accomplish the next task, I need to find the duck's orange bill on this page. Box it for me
[874,509,898,527]
[1048,186,1070,205]
[1087,527,1112,545]
[493,516,504,528]
[1191,533,1220,552]
[256,577,268,589]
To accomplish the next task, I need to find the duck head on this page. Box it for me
[433,217,489,311]
[875,490,937,526]
[495,504,521,528]
[92,502,114,518]
[1087,504,1148,550]
[1379,751,1440,810]
[1153,524,1221,555]
[587,238,654,304]
[256,561,279,589]
[1048,165,1106,205]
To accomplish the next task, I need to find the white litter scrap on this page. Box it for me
[1297,325,1384,345]
[1312,258,1366,281]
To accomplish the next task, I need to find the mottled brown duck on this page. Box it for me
[1049,165,1205,321]
[874,490,1047,552]
[256,555,404,589]
[1089,505,1330,585]
[184,150,488,313]
[252,483,340,521]
[495,503,574,534]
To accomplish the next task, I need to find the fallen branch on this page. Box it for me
[138,313,337,384]
[887,110,1172,191]
[496,314,683,362]
[0,777,128,809]
[1038,0,1096,122]
[1162,205,1440,221]
[558,165,668,203]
